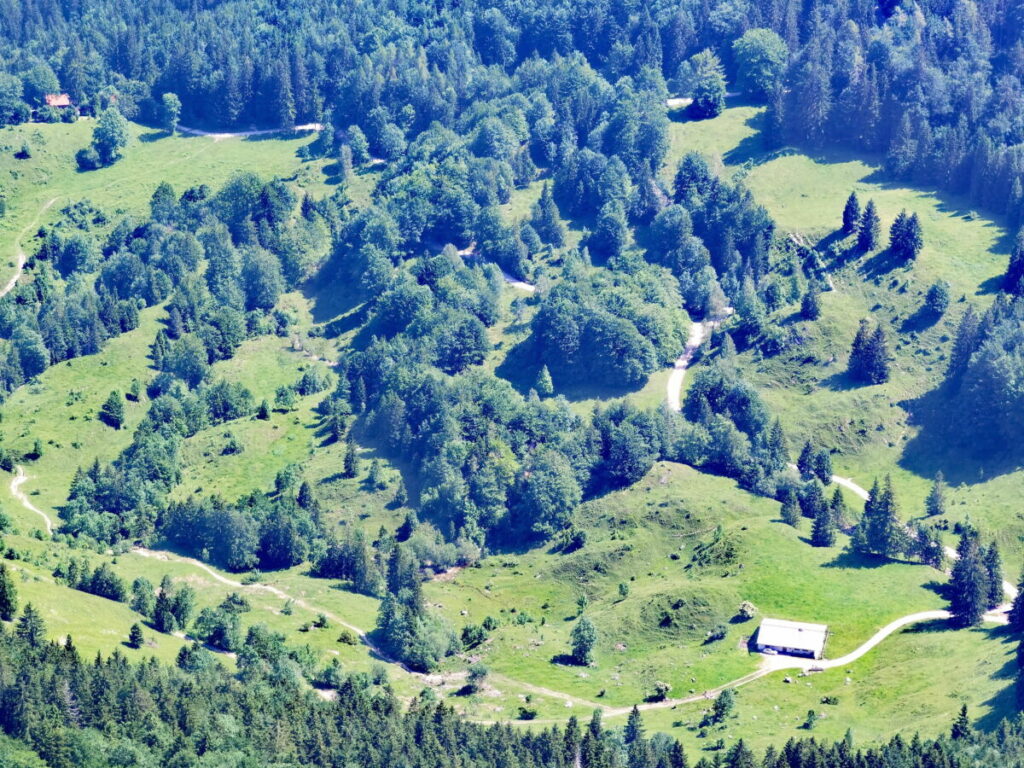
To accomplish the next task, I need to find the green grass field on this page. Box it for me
[665,105,1024,558]
[0,102,1019,748]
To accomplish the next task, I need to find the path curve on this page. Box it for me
[667,309,733,413]
[10,465,53,535]
[177,122,323,142]
[1,197,59,299]
[501,270,537,294]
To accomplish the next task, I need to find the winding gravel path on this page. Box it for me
[1,197,60,299]
[666,309,733,413]
[10,465,53,535]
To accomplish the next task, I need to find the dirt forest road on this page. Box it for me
[0,197,60,299]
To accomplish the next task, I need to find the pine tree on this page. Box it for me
[865,325,891,384]
[780,489,800,527]
[16,602,46,646]
[797,441,815,479]
[842,192,861,234]
[0,562,18,621]
[813,449,833,485]
[947,305,981,385]
[100,390,125,429]
[829,488,847,529]
[343,438,359,478]
[985,544,1004,609]
[951,704,971,741]
[257,399,271,420]
[857,199,881,251]
[531,183,566,247]
[1010,577,1024,631]
[128,623,144,649]
[925,473,946,517]
[1004,229,1024,295]
[800,285,821,320]
[949,531,989,627]
[811,503,836,547]
[535,365,554,398]
[847,319,871,381]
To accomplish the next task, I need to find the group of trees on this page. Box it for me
[0,608,1019,767]
[943,294,1024,449]
[948,526,1004,627]
[849,477,945,569]
[848,319,891,385]
[0,172,335,402]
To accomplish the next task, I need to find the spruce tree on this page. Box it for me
[949,531,989,627]
[535,365,554,398]
[100,390,125,429]
[780,489,800,527]
[925,473,946,517]
[906,213,924,259]
[799,481,827,521]
[842,192,860,234]
[531,183,566,247]
[985,544,1004,609]
[847,319,871,381]
[950,705,971,740]
[0,562,18,621]
[797,441,815,479]
[1004,229,1024,294]
[811,503,836,547]
[865,325,891,384]
[16,602,46,646]
[889,210,909,256]
[1010,578,1024,631]
[343,438,359,479]
[128,623,144,649]
[857,199,881,251]
[257,399,271,420]
[800,285,821,320]
[813,449,833,485]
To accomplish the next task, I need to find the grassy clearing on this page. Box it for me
[668,106,1024,557]
[628,623,1015,755]
[0,120,328,282]
[427,463,945,716]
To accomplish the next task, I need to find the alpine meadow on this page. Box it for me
[2,1,1024,767]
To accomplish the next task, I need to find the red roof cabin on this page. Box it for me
[44,93,72,108]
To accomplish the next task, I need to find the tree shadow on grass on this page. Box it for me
[550,653,584,666]
[138,131,166,143]
[977,274,1004,296]
[819,370,862,392]
[821,550,894,570]
[858,247,908,281]
[899,305,941,334]
[899,386,1024,485]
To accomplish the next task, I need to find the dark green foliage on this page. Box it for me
[688,50,727,119]
[15,603,45,647]
[732,29,788,101]
[842,193,860,234]
[848,320,890,384]
[780,489,800,528]
[99,390,124,429]
[570,616,596,665]
[925,281,950,316]
[1004,230,1024,294]
[850,477,907,560]
[857,200,881,252]
[0,563,17,621]
[127,623,144,649]
[890,210,924,260]
[949,529,990,627]
[800,286,821,320]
